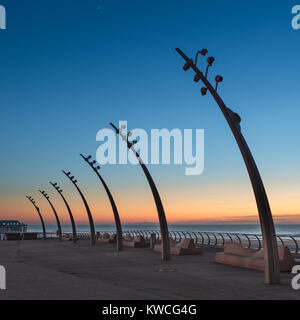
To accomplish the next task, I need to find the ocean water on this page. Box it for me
[26,224,300,236]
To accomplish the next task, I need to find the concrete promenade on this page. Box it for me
[0,240,299,300]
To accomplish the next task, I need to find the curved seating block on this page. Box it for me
[62,234,72,241]
[124,234,133,241]
[123,235,148,248]
[154,238,202,256]
[153,238,174,253]
[97,233,117,243]
[215,242,296,272]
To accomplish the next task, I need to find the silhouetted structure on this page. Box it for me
[39,190,62,241]
[80,154,123,251]
[110,122,170,260]
[176,47,280,284]
[25,196,46,240]
[62,170,96,246]
[0,220,27,234]
[50,182,77,243]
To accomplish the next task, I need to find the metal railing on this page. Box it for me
[33,230,300,255]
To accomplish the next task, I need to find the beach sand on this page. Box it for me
[0,240,298,300]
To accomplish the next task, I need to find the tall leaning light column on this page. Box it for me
[80,154,123,251]
[39,190,62,241]
[175,47,280,284]
[109,122,170,260]
[50,182,77,243]
[25,196,46,240]
[62,170,96,246]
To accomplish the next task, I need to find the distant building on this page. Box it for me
[0,220,27,234]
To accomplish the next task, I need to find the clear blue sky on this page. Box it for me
[0,0,299,224]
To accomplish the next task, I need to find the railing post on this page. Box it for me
[150,233,157,249]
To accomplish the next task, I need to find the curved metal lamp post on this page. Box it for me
[62,170,96,246]
[49,182,77,243]
[39,190,62,241]
[25,195,46,240]
[175,47,280,284]
[109,122,170,260]
[80,154,123,251]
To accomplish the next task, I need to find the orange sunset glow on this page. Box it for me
[1,178,299,225]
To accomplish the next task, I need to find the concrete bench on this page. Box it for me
[62,234,73,241]
[215,242,296,272]
[97,233,117,243]
[123,235,148,248]
[154,238,202,255]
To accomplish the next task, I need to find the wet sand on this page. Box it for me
[0,240,298,300]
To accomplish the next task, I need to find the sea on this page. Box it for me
[26,224,300,236]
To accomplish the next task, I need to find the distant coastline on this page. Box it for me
[25,223,300,235]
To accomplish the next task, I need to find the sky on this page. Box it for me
[0,0,300,225]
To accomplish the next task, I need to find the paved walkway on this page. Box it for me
[0,240,299,300]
